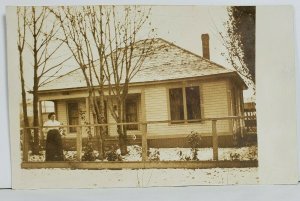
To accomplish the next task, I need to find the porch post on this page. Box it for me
[85,97,90,123]
[239,89,245,138]
[226,81,234,136]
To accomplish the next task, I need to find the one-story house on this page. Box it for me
[37,36,247,148]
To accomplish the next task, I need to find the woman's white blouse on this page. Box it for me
[43,120,61,133]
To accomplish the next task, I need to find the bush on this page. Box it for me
[148,149,160,161]
[82,142,97,161]
[105,145,122,161]
[186,131,202,161]
[229,152,241,161]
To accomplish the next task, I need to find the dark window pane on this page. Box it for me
[68,102,78,132]
[186,86,201,121]
[169,88,184,122]
[126,100,138,130]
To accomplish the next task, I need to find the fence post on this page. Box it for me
[23,128,29,162]
[141,123,148,162]
[212,120,218,161]
[76,126,82,161]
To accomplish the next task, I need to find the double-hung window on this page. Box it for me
[169,86,201,123]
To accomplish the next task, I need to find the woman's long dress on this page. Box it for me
[45,129,64,161]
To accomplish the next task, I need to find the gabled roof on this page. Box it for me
[39,38,237,92]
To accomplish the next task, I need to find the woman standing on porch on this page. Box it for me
[43,112,64,161]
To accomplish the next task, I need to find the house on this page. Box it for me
[37,34,247,149]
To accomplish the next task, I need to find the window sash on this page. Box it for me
[185,86,201,121]
[169,88,184,122]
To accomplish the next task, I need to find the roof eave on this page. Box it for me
[37,71,239,94]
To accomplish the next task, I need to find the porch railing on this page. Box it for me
[20,116,257,169]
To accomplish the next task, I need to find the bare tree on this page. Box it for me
[17,7,29,128]
[49,6,107,159]
[17,7,31,154]
[51,5,158,156]
[101,6,157,155]
[23,7,70,154]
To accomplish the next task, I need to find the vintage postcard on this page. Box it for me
[6,5,298,189]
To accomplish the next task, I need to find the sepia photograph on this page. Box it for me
[8,5,259,188]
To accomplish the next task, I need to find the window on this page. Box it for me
[68,102,79,132]
[126,97,139,130]
[169,86,201,123]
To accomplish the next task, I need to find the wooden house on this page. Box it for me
[37,36,247,148]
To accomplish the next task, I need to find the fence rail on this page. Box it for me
[21,115,257,169]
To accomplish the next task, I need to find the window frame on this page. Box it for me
[67,101,79,133]
[167,83,203,125]
[125,94,140,131]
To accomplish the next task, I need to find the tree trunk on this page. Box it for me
[19,50,31,153]
[117,100,128,155]
[32,7,40,155]
[95,126,104,160]
[98,84,106,159]
[90,94,105,160]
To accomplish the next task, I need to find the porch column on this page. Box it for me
[226,83,234,134]
[85,97,91,123]
[239,89,245,137]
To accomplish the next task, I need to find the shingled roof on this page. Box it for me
[39,38,236,91]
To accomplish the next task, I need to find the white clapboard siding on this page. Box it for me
[55,79,232,138]
[202,80,230,133]
[144,80,230,137]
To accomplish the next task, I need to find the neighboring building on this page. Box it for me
[244,102,257,134]
[20,99,54,127]
[37,36,247,148]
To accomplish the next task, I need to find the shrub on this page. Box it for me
[177,150,193,161]
[148,149,160,161]
[187,131,202,161]
[82,142,97,161]
[229,152,241,161]
[247,145,258,161]
[187,131,202,148]
[106,145,122,161]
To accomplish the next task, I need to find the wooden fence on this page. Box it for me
[21,116,258,169]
